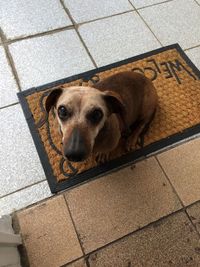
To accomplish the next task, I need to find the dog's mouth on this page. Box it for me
[63,153,87,163]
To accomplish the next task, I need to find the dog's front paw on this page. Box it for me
[125,136,138,152]
[95,152,110,164]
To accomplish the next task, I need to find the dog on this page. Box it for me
[45,71,158,163]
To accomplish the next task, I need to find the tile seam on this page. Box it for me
[0,27,22,91]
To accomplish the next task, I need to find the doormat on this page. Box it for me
[18,44,200,193]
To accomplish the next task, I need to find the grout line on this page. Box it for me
[77,10,135,26]
[59,256,86,267]
[194,0,200,7]
[155,156,185,207]
[0,102,19,111]
[0,27,22,91]
[184,44,200,51]
[128,0,163,47]
[60,0,98,68]
[4,25,74,45]
[185,208,200,239]
[155,156,200,238]
[0,179,46,200]
[136,0,174,10]
[63,195,86,257]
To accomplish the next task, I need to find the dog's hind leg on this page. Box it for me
[137,108,156,148]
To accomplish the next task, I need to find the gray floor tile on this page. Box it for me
[130,0,168,8]
[79,12,160,67]
[0,0,71,39]
[9,30,94,89]
[0,181,51,216]
[0,104,46,197]
[139,0,200,49]
[0,47,18,108]
[64,0,133,23]
[186,46,200,69]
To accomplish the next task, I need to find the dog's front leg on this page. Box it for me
[126,121,147,152]
[95,152,110,164]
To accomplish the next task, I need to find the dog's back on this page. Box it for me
[94,71,153,126]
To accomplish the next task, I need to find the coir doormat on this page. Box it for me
[18,44,200,193]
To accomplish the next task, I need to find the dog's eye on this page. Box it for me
[87,108,103,124]
[57,106,71,120]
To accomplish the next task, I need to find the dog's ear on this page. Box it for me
[103,91,126,115]
[45,88,63,113]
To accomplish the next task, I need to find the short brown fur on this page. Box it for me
[45,71,158,162]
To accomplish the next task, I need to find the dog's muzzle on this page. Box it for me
[64,128,87,162]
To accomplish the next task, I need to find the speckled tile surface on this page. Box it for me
[0,181,51,216]
[16,195,82,267]
[0,104,46,197]
[79,12,160,67]
[139,0,200,49]
[9,30,94,89]
[186,46,200,69]
[0,47,18,108]
[157,138,200,206]
[65,157,181,253]
[187,201,200,234]
[130,0,167,8]
[0,0,71,39]
[87,212,200,266]
[64,0,133,23]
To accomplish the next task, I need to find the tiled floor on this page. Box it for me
[0,0,200,266]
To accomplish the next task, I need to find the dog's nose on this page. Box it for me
[64,128,87,162]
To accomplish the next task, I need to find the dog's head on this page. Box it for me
[45,86,125,162]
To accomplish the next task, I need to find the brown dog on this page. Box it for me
[45,71,158,162]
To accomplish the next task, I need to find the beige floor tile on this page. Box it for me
[16,195,83,267]
[187,201,200,234]
[157,138,200,206]
[87,212,200,267]
[65,157,181,253]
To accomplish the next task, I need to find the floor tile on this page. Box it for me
[186,46,200,69]
[9,30,94,89]
[0,104,46,197]
[0,47,18,108]
[130,0,167,8]
[0,181,51,216]
[64,0,133,23]
[79,12,160,67]
[187,201,200,234]
[65,157,181,253]
[0,0,71,39]
[139,0,200,49]
[157,138,200,206]
[16,195,82,267]
[87,212,200,267]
